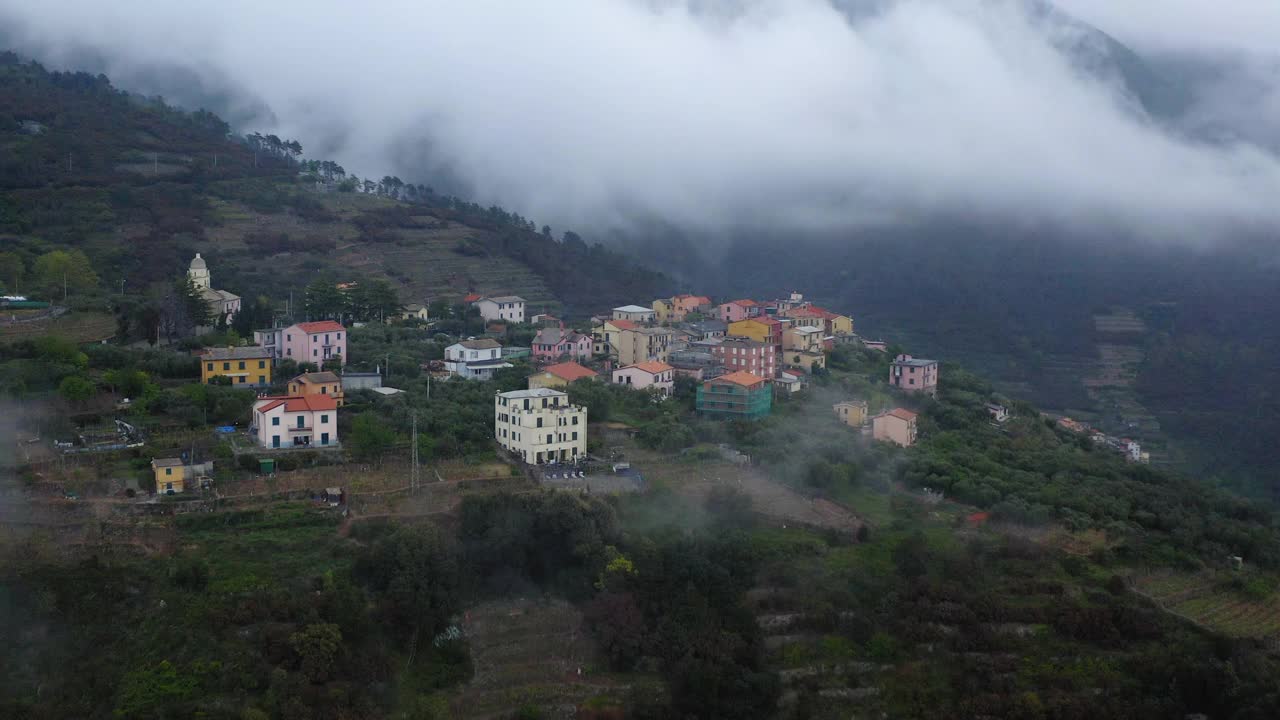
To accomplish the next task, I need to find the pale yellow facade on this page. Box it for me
[834,400,868,428]
[616,327,673,365]
[494,389,587,464]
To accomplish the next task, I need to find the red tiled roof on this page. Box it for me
[464,293,483,303]
[609,319,639,331]
[295,320,345,333]
[887,408,918,421]
[543,362,598,381]
[723,299,757,307]
[715,371,765,387]
[625,361,674,375]
[256,394,338,413]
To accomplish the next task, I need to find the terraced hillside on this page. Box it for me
[1134,571,1280,640]
[203,194,560,312]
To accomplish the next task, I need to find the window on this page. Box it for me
[258,376,265,384]
[297,416,305,428]
[321,386,327,394]
[258,360,266,369]
[287,349,292,357]
[546,434,553,444]
[572,416,579,426]
[165,467,172,475]
[321,432,329,445]
[237,376,245,383]
[321,414,329,423]
[272,417,280,426]
[337,333,341,339]
[223,362,231,371]
[206,362,214,371]
[536,417,543,428]
[312,349,317,356]
[238,361,246,370]
[572,432,578,440]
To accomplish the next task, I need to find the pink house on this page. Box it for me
[612,361,675,398]
[532,326,593,362]
[718,299,760,323]
[282,321,347,367]
[889,354,938,396]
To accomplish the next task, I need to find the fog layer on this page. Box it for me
[2,0,1279,240]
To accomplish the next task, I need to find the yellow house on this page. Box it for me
[201,346,273,386]
[728,318,782,347]
[152,458,186,494]
[833,400,868,428]
[287,371,345,407]
[593,319,635,357]
[783,325,826,371]
[828,314,854,336]
[400,303,430,321]
[652,299,674,324]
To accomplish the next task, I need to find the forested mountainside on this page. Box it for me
[651,223,1280,505]
[0,53,671,318]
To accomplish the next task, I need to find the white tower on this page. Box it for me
[188,253,210,289]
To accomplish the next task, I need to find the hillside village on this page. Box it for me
[4,54,1278,720]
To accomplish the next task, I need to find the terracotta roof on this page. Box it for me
[256,394,338,414]
[542,362,598,381]
[724,299,757,307]
[292,371,341,385]
[609,319,639,331]
[463,293,483,303]
[624,361,673,375]
[203,345,273,360]
[886,408,918,421]
[295,320,345,333]
[715,371,766,387]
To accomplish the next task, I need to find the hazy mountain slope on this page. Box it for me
[0,53,671,315]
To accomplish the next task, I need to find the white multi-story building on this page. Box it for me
[444,338,512,380]
[494,388,587,464]
[473,295,526,324]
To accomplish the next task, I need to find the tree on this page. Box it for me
[350,412,395,461]
[304,277,344,321]
[290,623,342,683]
[356,525,460,649]
[58,375,96,403]
[0,251,24,293]
[178,277,213,329]
[33,249,98,298]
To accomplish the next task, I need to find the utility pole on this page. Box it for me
[411,411,419,493]
[63,273,67,302]
[385,354,390,385]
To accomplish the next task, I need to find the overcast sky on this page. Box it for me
[2,0,1279,242]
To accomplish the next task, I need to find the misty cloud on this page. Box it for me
[2,0,1279,241]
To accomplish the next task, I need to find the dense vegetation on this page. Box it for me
[668,224,1280,506]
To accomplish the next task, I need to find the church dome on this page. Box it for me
[190,253,207,270]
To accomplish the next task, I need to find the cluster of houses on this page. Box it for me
[460,289,945,460]
[167,255,955,477]
[1055,416,1149,463]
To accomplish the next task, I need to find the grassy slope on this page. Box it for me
[202,193,559,310]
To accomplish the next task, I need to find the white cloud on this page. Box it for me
[2,0,1279,240]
